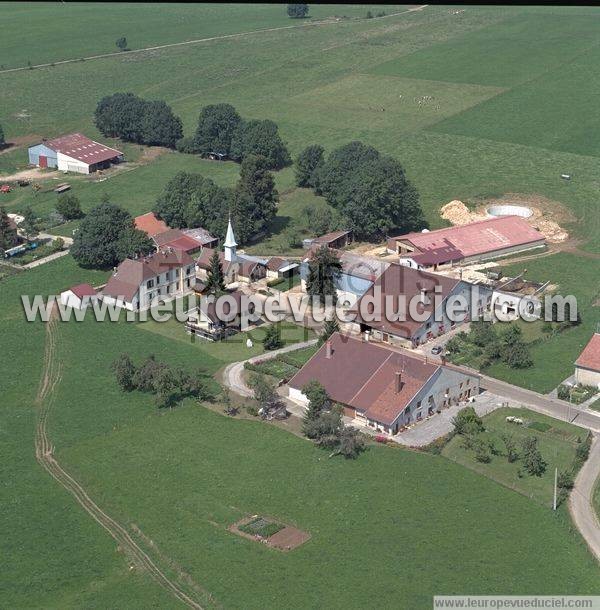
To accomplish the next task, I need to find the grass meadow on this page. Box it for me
[2,5,600,606]
[2,257,598,607]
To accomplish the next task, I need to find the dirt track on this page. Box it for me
[34,307,209,608]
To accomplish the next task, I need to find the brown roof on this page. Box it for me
[305,247,389,281]
[266,256,286,271]
[153,228,203,253]
[134,212,169,237]
[196,248,232,273]
[201,290,244,324]
[288,333,441,425]
[44,133,122,165]
[103,251,193,301]
[391,216,544,259]
[69,283,97,299]
[314,229,351,245]
[575,334,600,372]
[352,263,460,338]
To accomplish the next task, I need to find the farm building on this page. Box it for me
[185,290,249,340]
[350,263,492,347]
[303,229,353,250]
[28,133,123,174]
[288,332,480,435]
[152,228,204,256]
[387,216,545,266]
[574,333,600,388]
[60,284,98,310]
[182,227,218,249]
[102,250,195,311]
[265,256,299,280]
[300,248,390,306]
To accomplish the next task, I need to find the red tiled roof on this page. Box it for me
[69,283,97,299]
[392,216,545,259]
[197,248,232,273]
[288,333,441,425]
[575,334,600,372]
[44,133,122,165]
[352,263,459,337]
[153,228,202,253]
[134,212,169,237]
[408,240,464,266]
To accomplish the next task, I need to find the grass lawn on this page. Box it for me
[443,408,586,507]
[3,257,600,607]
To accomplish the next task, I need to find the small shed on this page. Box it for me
[60,284,98,310]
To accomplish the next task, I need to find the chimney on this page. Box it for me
[326,340,332,359]
[395,371,402,393]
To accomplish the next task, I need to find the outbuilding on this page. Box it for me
[575,333,600,388]
[29,133,123,174]
[60,284,98,310]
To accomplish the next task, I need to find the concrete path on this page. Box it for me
[570,436,600,562]
[222,339,318,398]
[21,249,70,269]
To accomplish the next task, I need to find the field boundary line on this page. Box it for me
[0,6,428,75]
[34,306,213,609]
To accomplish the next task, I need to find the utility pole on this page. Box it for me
[553,467,558,511]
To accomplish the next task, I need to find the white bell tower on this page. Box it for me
[224,216,237,262]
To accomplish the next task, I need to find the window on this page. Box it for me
[416,400,422,409]
[186,278,191,288]
[186,266,192,276]
[146,279,154,289]
[166,285,171,294]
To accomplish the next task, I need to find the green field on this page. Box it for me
[443,408,585,506]
[2,5,600,252]
[3,5,600,607]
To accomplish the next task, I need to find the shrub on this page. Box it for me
[452,407,484,435]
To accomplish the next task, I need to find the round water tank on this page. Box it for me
[486,204,533,218]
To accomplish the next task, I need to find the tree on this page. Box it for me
[56,194,83,220]
[305,245,342,305]
[335,426,366,459]
[94,92,183,148]
[303,408,342,441]
[263,324,283,350]
[95,92,145,142]
[451,406,484,435]
[248,372,278,407]
[141,100,183,147]
[230,119,292,169]
[302,380,330,425]
[20,207,38,239]
[194,103,242,156]
[0,123,5,148]
[236,154,278,234]
[503,340,533,369]
[0,206,18,251]
[154,171,206,228]
[287,4,309,18]
[116,37,128,51]
[469,320,496,347]
[206,249,225,293]
[474,437,493,463]
[112,354,137,391]
[295,144,325,188]
[521,436,546,476]
[314,142,424,240]
[71,202,152,268]
[500,433,518,463]
[114,225,155,262]
[319,317,340,345]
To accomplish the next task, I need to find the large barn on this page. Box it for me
[387,216,545,267]
[28,133,123,174]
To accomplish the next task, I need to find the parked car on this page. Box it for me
[431,345,443,355]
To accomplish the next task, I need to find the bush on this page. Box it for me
[474,438,493,463]
[452,407,484,435]
[263,324,283,350]
[521,436,546,476]
[175,136,201,154]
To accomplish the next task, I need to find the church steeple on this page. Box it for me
[224,216,237,262]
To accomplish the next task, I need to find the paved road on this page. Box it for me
[480,374,600,432]
[570,436,600,562]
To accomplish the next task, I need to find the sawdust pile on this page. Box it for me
[439,199,569,243]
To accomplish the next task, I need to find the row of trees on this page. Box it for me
[295,141,426,240]
[191,103,291,170]
[446,321,533,369]
[112,353,212,409]
[153,154,278,245]
[95,92,183,148]
[71,198,154,268]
